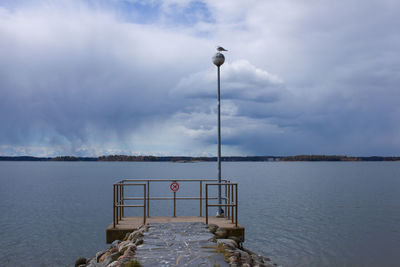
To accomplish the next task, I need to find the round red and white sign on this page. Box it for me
[170,182,179,192]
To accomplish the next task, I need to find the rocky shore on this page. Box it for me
[75,223,279,267]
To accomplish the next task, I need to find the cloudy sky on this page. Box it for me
[0,0,399,157]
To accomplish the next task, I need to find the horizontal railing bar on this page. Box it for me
[123,197,221,200]
[113,183,146,186]
[120,179,230,183]
[116,204,145,207]
[206,204,236,207]
[205,183,237,186]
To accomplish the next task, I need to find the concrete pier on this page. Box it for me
[106,216,245,243]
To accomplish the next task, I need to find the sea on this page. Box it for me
[0,161,399,267]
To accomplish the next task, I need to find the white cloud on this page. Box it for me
[1,0,400,156]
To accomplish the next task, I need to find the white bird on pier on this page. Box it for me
[216,46,228,52]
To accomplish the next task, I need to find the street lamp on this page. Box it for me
[212,50,225,216]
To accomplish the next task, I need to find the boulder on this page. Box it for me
[208,224,219,233]
[99,252,111,262]
[111,240,121,249]
[127,230,143,242]
[75,257,87,267]
[217,239,238,249]
[118,241,135,254]
[228,236,241,245]
[106,261,118,267]
[99,254,114,267]
[134,237,143,246]
[96,251,106,262]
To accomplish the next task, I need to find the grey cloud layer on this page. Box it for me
[1,0,399,156]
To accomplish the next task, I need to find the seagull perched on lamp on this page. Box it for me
[217,46,228,52]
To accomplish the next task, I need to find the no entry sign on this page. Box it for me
[170,182,180,192]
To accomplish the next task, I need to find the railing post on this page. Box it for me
[116,184,119,225]
[173,191,176,217]
[113,184,116,228]
[224,182,227,218]
[226,182,231,219]
[231,183,234,223]
[235,184,238,227]
[147,181,150,218]
[143,184,146,225]
[205,184,209,225]
[119,183,122,221]
[200,181,202,217]
[122,183,124,218]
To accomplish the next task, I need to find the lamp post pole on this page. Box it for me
[213,51,225,216]
[217,65,222,215]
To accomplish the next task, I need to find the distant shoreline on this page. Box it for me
[0,155,399,162]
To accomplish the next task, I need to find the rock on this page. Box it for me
[251,254,264,263]
[122,245,136,258]
[99,255,114,267]
[96,251,106,262]
[120,259,142,267]
[242,264,251,267]
[118,241,135,254]
[214,228,228,239]
[111,240,121,249]
[217,239,238,249]
[238,250,250,262]
[110,252,121,261]
[123,232,130,241]
[86,257,97,267]
[99,252,111,262]
[228,236,241,245]
[134,237,143,246]
[229,255,238,263]
[75,257,87,266]
[127,230,143,242]
[106,261,118,267]
[208,224,219,233]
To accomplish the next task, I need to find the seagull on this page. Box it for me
[217,46,228,52]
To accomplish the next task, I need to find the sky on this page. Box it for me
[0,0,399,157]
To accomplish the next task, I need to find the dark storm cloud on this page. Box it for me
[1,0,400,156]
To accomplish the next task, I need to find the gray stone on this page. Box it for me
[118,241,135,254]
[127,230,143,242]
[110,252,121,261]
[208,224,219,233]
[96,251,107,263]
[134,237,143,246]
[229,255,238,263]
[252,253,264,263]
[110,240,120,249]
[99,255,114,267]
[75,257,87,266]
[106,261,118,267]
[228,236,241,245]
[217,238,238,249]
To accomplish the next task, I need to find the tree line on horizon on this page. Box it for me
[0,155,400,162]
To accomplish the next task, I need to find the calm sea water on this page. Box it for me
[0,161,399,267]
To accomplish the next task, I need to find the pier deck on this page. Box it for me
[106,216,244,243]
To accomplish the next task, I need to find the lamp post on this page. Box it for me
[212,51,225,216]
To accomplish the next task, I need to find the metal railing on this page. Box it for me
[112,179,238,228]
[206,182,238,227]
